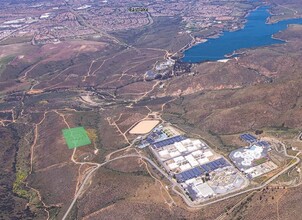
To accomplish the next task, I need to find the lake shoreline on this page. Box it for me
[181,5,302,64]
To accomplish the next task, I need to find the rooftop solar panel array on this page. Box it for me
[152,135,187,149]
[256,141,270,147]
[200,158,230,174]
[240,133,258,143]
[175,158,230,183]
[175,167,203,183]
[145,129,167,144]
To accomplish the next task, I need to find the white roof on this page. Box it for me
[170,151,181,158]
[192,139,202,145]
[192,150,203,157]
[235,145,264,167]
[180,163,192,171]
[174,156,185,163]
[188,145,198,152]
[244,167,256,174]
[185,178,196,184]
[175,142,187,153]
[158,150,169,157]
[198,157,209,165]
[174,142,183,147]
[204,150,214,157]
[194,182,215,198]
[185,155,199,167]
[181,139,191,145]
[168,163,178,170]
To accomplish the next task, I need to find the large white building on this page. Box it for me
[191,182,215,198]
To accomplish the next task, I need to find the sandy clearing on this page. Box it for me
[129,120,160,134]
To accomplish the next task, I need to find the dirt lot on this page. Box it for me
[129,120,160,134]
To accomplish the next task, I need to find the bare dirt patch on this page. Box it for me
[129,120,160,134]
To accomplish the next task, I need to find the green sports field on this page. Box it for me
[62,127,91,149]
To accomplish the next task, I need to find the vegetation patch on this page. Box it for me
[62,127,91,149]
[13,170,30,199]
[253,157,268,166]
[0,56,14,76]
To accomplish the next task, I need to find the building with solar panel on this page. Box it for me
[141,124,249,202]
[230,135,277,179]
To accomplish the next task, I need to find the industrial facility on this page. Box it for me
[229,133,278,178]
[141,124,248,202]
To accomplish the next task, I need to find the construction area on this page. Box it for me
[229,133,278,178]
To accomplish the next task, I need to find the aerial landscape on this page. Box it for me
[0,0,302,219]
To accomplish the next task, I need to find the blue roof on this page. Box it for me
[175,167,203,183]
[152,135,187,149]
[240,133,257,143]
